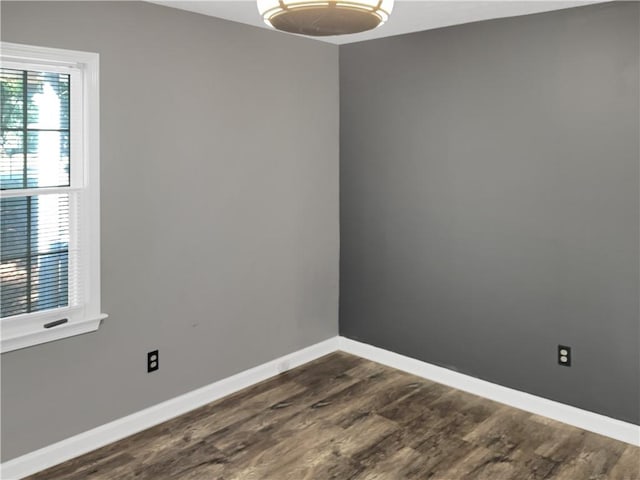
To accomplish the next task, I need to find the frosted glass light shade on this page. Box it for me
[257,0,394,36]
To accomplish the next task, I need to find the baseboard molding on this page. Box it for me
[338,337,640,447]
[4,335,638,479]
[0,337,340,480]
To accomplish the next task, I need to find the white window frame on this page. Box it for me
[0,42,106,352]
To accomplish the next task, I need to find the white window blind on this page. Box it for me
[0,43,105,352]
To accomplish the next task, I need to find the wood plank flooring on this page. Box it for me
[27,352,639,479]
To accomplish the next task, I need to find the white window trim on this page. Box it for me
[0,42,106,353]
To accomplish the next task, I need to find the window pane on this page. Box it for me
[31,251,69,312]
[0,130,24,189]
[0,258,28,318]
[27,71,70,130]
[1,69,23,129]
[0,194,69,317]
[0,196,28,259]
[26,131,70,188]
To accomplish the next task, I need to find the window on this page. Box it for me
[1,43,105,352]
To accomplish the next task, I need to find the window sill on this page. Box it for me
[1,314,108,353]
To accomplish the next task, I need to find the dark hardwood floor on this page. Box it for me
[27,352,639,479]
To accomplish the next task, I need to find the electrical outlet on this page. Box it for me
[558,345,571,367]
[147,350,159,373]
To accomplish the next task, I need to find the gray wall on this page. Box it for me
[340,2,640,424]
[1,1,339,460]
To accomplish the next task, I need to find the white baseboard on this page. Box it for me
[3,335,638,479]
[338,337,640,447]
[0,337,339,480]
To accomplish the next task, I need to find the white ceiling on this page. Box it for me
[151,1,602,44]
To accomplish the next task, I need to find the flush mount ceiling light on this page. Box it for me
[257,0,394,36]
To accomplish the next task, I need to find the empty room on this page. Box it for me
[0,0,638,478]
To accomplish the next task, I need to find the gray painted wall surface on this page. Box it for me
[340,2,640,424]
[1,1,339,460]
